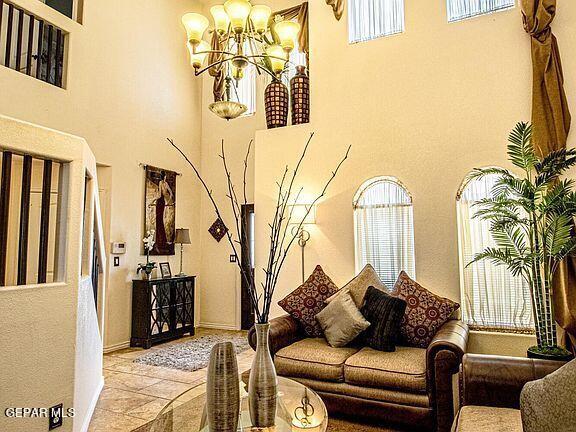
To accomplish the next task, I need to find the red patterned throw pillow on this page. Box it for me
[392,271,460,348]
[278,265,339,337]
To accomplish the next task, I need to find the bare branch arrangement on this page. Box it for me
[168,133,351,323]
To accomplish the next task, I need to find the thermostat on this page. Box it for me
[111,242,126,255]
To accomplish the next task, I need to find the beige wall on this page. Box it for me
[197,0,300,329]
[249,1,576,356]
[0,0,203,351]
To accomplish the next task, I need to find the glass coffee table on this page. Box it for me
[146,377,328,432]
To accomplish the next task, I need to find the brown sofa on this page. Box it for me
[452,354,566,431]
[248,315,469,432]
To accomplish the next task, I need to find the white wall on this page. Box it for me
[249,1,576,356]
[0,0,204,352]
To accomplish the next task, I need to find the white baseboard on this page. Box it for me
[103,341,130,353]
[77,377,104,432]
[198,321,239,331]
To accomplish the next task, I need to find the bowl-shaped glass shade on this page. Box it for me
[274,20,300,52]
[210,5,230,34]
[265,44,287,75]
[250,5,271,34]
[181,13,209,44]
[209,101,248,120]
[224,0,252,33]
[187,40,210,69]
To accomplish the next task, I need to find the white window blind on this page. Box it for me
[447,0,515,22]
[457,173,534,333]
[233,63,256,116]
[354,176,415,288]
[348,0,405,44]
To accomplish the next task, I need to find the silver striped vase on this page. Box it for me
[248,323,278,428]
[206,342,240,432]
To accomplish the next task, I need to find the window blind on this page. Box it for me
[354,177,415,288]
[234,63,256,116]
[348,0,405,44]
[447,0,515,22]
[457,173,534,333]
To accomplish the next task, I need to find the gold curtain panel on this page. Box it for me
[521,0,575,354]
[325,0,345,21]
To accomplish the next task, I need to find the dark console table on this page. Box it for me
[131,275,195,349]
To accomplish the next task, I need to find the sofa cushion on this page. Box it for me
[326,264,390,307]
[278,265,339,337]
[275,338,360,382]
[392,271,460,348]
[360,286,406,352]
[316,291,370,348]
[344,346,427,393]
[452,406,522,432]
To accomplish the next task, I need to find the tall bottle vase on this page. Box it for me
[264,79,289,129]
[205,342,240,432]
[248,323,278,428]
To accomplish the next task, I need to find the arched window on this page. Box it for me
[456,172,534,333]
[354,176,415,288]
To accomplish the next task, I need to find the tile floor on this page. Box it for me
[89,328,254,432]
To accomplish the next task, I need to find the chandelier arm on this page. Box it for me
[245,22,266,77]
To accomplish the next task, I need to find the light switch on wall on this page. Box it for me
[113,256,120,267]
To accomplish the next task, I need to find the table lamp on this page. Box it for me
[175,228,191,277]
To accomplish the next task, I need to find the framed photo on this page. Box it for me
[145,165,177,256]
[159,262,172,279]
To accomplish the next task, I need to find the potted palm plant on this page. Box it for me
[469,122,575,360]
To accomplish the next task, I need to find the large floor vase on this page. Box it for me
[206,342,240,432]
[265,80,289,129]
[248,323,278,428]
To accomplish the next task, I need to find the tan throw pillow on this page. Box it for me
[326,264,389,307]
[520,359,576,432]
[316,291,370,347]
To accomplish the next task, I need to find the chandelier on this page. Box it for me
[182,0,301,120]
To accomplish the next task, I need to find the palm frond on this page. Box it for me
[545,214,574,257]
[535,148,576,185]
[507,122,537,171]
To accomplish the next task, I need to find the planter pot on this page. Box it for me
[527,345,574,361]
[265,79,289,129]
[290,65,310,125]
[206,342,240,432]
[248,323,277,428]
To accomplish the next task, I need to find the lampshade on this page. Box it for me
[175,228,191,244]
[187,40,210,69]
[274,20,300,52]
[210,5,230,34]
[265,44,287,75]
[250,5,271,34]
[224,0,252,33]
[182,13,209,45]
[209,100,248,120]
[288,204,316,225]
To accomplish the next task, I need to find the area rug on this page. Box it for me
[133,334,251,372]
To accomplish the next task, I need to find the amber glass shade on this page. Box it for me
[265,44,287,75]
[209,101,248,120]
[210,5,230,34]
[250,5,271,34]
[182,13,209,45]
[224,0,252,33]
[274,20,300,52]
[187,40,210,69]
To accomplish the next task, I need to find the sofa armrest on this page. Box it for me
[426,320,469,432]
[248,315,304,357]
[460,353,566,409]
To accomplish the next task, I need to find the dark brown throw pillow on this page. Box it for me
[360,286,407,352]
[392,271,460,348]
[277,265,339,337]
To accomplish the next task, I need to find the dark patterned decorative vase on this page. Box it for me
[290,65,310,125]
[265,79,289,129]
